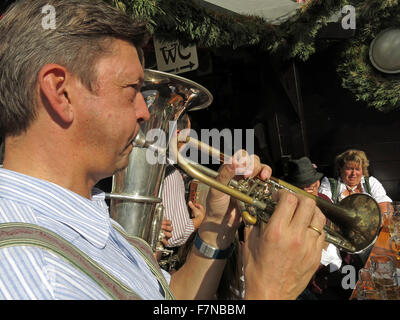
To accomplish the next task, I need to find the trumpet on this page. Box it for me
[167,134,381,254]
[123,69,380,255]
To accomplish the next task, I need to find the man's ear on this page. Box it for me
[38,64,73,124]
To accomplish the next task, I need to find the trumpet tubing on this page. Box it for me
[170,136,381,254]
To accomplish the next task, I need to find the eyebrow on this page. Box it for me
[345,164,361,168]
[122,78,144,89]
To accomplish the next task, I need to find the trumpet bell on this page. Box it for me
[333,193,381,253]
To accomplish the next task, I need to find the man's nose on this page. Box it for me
[136,92,150,122]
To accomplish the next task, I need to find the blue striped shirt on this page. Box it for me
[0,168,170,300]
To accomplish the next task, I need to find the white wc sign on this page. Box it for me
[153,37,199,75]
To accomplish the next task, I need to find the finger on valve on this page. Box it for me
[228,150,272,180]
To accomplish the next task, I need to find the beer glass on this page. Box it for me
[356,268,382,300]
[389,202,400,238]
[369,255,398,299]
[391,234,400,261]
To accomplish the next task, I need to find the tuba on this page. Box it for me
[107,69,212,251]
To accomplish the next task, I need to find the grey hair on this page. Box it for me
[0,0,150,136]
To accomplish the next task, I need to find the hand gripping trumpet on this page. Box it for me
[168,134,381,254]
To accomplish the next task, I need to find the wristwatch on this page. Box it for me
[193,231,235,259]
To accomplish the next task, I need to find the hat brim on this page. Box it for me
[288,172,323,187]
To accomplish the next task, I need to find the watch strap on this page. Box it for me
[193,231,235,259]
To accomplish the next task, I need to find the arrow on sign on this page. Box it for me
[165,61,196,73]
[180,61,196,71]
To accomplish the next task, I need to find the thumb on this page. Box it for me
[188,201,195,209]
[210,149,249,197]
[215,162,236,186]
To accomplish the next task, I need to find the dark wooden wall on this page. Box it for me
[187,48,310,176]
[298,46,400,201]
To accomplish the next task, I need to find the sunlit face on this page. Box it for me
[71,39,149,181]
[340,161,363,187]
[301,180,320,196]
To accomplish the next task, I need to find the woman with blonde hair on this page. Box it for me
[319,149,393,288]
[319,149,392,216]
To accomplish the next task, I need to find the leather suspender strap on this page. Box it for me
[363,176,371,195]
[0,223,174,300]
[329,178,341,204]
[113,225,174,300]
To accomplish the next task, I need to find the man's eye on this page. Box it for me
[125,86,138,102]
[129,83,143,92]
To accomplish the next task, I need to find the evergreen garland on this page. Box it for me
[337,0,400,112]
[270,0,351,61]
[106,0,400,112]
[337,40,400,112]
[108,0,349,60]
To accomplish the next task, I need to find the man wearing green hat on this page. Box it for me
[286,156,332,202]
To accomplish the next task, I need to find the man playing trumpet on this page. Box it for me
[0,0,325,300]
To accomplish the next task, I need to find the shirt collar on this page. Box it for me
[0,168,110,248]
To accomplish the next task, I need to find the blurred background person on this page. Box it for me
[319,149,393,216]
[161,114,205,249]
[286,156,332,202]
[319,149,393,295]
